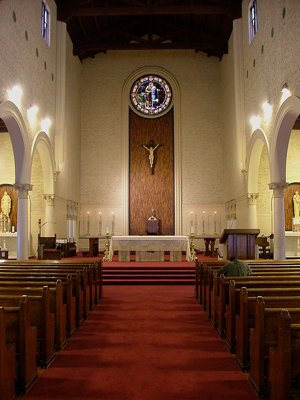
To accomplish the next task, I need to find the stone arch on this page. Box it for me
[122,67,181,234]
[31,131,55,194]
[247,128,270,193]
[270,95,300,183]
[0,100,31,184]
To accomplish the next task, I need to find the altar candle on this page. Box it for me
[87,212,90,221]
[202,211,205,232]
[106,226,109,234]
[112,212,115,222]
[190,225,194,234]
[99,212,102,222]
[214,211,217,232]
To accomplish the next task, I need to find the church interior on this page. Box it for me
[1,0,300,399]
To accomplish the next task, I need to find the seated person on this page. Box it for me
[217,256,252,277]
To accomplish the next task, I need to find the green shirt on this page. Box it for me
[217,258,252,277]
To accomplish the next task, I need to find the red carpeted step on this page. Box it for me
[102,262,195,285]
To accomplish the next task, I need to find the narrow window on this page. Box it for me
[249,0,258,43]
[41,1,50,46]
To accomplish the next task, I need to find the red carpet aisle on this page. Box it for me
[22,286,258,400]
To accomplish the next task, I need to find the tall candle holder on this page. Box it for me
[103,232,111,261]
[214,211,217,236]
[98,212,102,236]
[189,232,197,261]
[111,212,115,236]
[86,212,90,235]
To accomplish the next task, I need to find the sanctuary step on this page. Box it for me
[103,262,195,285]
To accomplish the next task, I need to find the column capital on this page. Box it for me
[43,194,55,206]
[13,183,33,199]
[247,193,259,205]
[269,182,288,197]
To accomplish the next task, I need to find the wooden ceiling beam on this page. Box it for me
[58,5,241,21]
[73,40,228,55]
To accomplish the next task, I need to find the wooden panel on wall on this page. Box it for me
[129,108,174,235]
[0,184,18,231]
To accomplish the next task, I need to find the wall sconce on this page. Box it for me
[281,83,290,103]
[250,116,261,130]
[262,102,272,122]
[281,83,289,93]
[28,105,38,124]
[9,86,22,106]
[41,118,51,132]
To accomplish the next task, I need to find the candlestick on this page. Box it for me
[98,212,102,236]
[106,226,109,234]
[86,212,90,235]
[190,225,194,234]
[202,211,205,235]
[111,212,115,235]
[214,211,217,235]
[103,231,111,261]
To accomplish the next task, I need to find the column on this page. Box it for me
[43,195,55,236]
[269,182,288,259]
[14,183,33,260]
[247,193,259,229]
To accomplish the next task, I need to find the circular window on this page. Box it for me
[130,75,172,116]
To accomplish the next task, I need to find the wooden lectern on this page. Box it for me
[219,229,260,260]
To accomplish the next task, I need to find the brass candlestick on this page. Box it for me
[190,233,197,261]
[103,233,111,261]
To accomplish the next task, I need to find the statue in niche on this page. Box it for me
[293,191,300,218]
[1,191,11,217]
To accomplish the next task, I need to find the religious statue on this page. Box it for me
[1,191,11,217]
[145,82,160,109]
[293,191,300,218]
[142,140,161,174]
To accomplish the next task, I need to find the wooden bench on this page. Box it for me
[0,266,90,328]
[0,307,16,400]
[233,287,300,371]
[198,259,300,308]
[268,310,300,400]
[0,285,56,368]
[215,275,300,337]
[249,298,300,396]
[225,278,300,353]
[0,295,38,394]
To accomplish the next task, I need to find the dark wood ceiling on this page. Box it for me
[54,0,243,61]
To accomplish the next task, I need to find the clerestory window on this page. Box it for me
[41,1,50,46]
[249,0,258,44]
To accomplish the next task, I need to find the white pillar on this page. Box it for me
[43,195,55,236]
[247,193,259,229]
[14,183,33,260]
[269,182,288,259]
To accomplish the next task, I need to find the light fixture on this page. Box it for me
[8,86,22,106]
[41,118,51,132]
[281,83,291,103]
[281,83,289,93]
[262,102,272,122]
[28,105,38,124]
[250,116,261,130]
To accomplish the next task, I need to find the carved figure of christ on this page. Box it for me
[142,140,160,174]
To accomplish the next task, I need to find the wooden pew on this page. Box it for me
[199,259,300,310]
[0,267,86,328]
[0,258,103,302]
[215,275,300,337]
[0,285,55,368]
[1,296,38,394]
[225,279,300,353]
[268,309,300,400]
[248,298,300,396]
[0,278,67,350]
[0,261,100,310]
[0,307,16,400]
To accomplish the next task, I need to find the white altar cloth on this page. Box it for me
[108,235,191,261]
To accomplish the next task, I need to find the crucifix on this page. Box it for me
[142,140,161,175]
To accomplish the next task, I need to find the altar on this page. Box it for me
[108,236,191,261]
[285,231,300,258]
